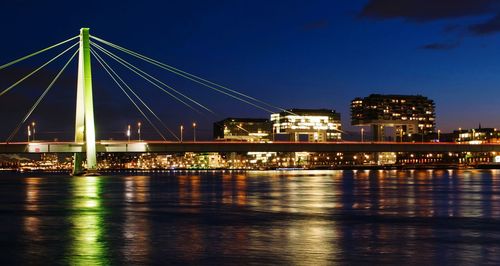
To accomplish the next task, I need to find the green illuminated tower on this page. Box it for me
[73,28,97,175]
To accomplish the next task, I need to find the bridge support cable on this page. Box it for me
[0,35,79,71]
[91,42,215,116]
[91,43,238,133]
[90,47,179,141]
[0,42,79,98]
[91,42,214,116]
[90,48,174,141]
[91,35,285,112]
[6,49,80,142]
[90,36,287,114]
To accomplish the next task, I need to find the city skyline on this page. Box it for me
[2,2,500,265]
[1,1,500,141]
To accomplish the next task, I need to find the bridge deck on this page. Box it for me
[0,141,499,153]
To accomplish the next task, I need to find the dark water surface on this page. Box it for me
[1,169,500,265]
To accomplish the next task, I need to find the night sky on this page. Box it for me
[1,0,500,141]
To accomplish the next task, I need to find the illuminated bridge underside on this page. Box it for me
[1,142,500,154]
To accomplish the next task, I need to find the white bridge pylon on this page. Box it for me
[73,28,97,175]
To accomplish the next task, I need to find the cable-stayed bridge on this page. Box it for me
[0,28,294,174]
[0,28,499,175]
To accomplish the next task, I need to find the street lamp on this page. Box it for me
[437,129,441,142]
[137,122,142,141]
[180,125,184,142]
[127,124,131,142]
[27,125,31,142]
[31,121,36,141]
[361,128,364,142]
[192,122,197,142]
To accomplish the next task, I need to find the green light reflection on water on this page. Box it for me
[69,176,108,266]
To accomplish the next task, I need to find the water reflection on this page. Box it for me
[23,177,43,263]
[25,177,40,211]
[7,170,500,264]
[123,176,151,264]
[68,176,108,265]
[220,174,247,206]
[24,177,41,238]
[178,175,201,207]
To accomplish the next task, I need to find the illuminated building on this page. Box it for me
[194,152,225,168]
[247,152,276,166]
[213,118,271,141]
[271,109,342,142]
[454,127,500,144]
[351,94,435,141]
[39,153,59,169]
[376,152,397,165]
[396,152,456,165]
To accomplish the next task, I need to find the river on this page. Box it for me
[0,169,499,264]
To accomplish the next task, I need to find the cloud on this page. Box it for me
[301,19,329,31]
[360,0,498,22]
[420,42,460,50]
[469,14,500,35]
[360,0,500,49]
[442,24,461,33]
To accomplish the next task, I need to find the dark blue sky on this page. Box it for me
[1,0,500,141]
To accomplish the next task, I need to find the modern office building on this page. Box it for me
[271,109,342,142]
[213,118,271,141]
[351,94,435,141]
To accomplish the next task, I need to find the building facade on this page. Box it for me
[271,109,342,142]
[351,94,435,141]
[454,127,500,144]
[213,118,271,141]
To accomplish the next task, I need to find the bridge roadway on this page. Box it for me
[0,141,499,153]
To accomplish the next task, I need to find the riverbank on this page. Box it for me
[2,162,500,174]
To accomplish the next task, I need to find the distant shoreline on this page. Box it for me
[1,163,499,174]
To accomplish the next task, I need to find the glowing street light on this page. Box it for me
[31,122,36,141]
[361,128,364,142]
[137,122,142,141]
[192,122,197,142]
[437,129,441,142]
[27,125,31,142]
[127,124,131,142]
[180,125,184,142]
